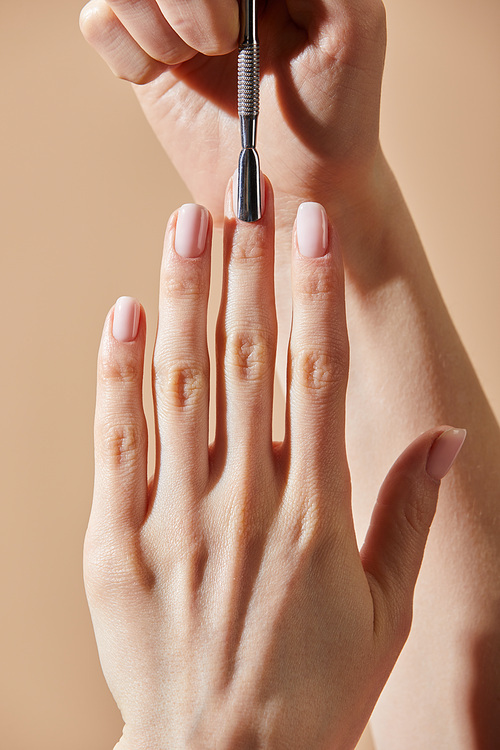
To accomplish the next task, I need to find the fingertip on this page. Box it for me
[112,296,141,342]
[173,204,210,259]
[386,424,467,485]
[229,169,271,223]
[293,202,343,263]
[361,426,454,641]
[79,0,106,41]
[426,427,467,482]
[79,0,95,34]
[295,202,328,258]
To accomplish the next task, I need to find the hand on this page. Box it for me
[79,0,387,228]
[85,178,464,749]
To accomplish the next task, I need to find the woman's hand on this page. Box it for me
[79,0,387,227]
[85,178,465,749]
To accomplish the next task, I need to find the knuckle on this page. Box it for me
[99,420,145,470]
[294,497,325,552]
[369,572,413,649]
[229,227,268,265]
[108,46,161,87]
[162,263,205,300]
[210,467,275,549]
[319,0,386,60]
[127,63,162,86]
[225,329,274,383]
[296,265,338,303]
[384,598,414,653]
[285,487,334,557]
[83,529,153,604]
[99,350,140,388]
[392,473,435,540]
[225,478,270,543]
[185,538,210,599]
[402,491,434,540]
[395,604,413,646]
[198,37,235,57]
[292,345,348,395]
[156,45,195,66]
[154,360,207,412]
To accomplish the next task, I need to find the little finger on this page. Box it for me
[93,297,148,535]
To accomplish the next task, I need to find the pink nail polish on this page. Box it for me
[232,169,238,217]
[296,202,328,258]
[113,296,140,342]
[426,428,467,481]
[174,204,208,258]
[260,172,266,215]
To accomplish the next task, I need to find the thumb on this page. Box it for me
[361,426,466,640]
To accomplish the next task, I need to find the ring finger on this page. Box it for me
[285,203,351,512]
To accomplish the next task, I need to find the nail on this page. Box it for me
[233,169,238,217]
[174,204,209,258]
[426,428,467,481]
[296,202,328,258]
[113,296,140,342]
[232,169,266,219]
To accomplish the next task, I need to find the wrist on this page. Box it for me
[273,147,424,293]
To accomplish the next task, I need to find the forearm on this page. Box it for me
[337,152,500,747]
[272,148,500,746]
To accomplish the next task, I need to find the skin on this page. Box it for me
[87,180,460,749]
[80,0,500,746]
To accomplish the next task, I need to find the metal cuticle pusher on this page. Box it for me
[237,0,262,222]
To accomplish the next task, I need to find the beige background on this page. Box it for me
[1,1,499,748]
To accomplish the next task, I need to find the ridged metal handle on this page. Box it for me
[238,44,260,121]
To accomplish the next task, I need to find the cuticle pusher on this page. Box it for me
[237,0,262,222]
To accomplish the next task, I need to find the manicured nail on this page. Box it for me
[426,428,467,481]
[174,204,208,258]
[232,169,266,219]
[296,202,328,257]
[113,296,140,342]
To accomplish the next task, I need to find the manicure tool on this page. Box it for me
[237,0,262,222]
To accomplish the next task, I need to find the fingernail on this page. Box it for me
[426,428,467,481]
[233,169,238,217]
[174,204,209,258]
[232,169,266,219]
[296,202,328,258]
[260,172,266,214]
[113,296,140,342]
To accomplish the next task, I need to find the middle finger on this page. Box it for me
[215,175,277,467]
